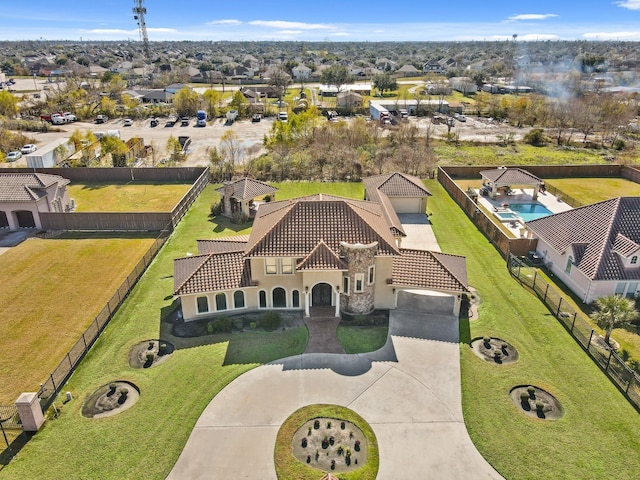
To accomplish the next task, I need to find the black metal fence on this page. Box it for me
[508,254,640,411]
[0,405,21,430]
[36,228,171,410]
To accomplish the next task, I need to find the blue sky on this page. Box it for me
[2,1,640,42]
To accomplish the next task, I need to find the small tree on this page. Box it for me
[372,72,397,97]
[320,65,353,96]
[174,87,200,118]
[590,295,639,345]
[268,67,292,108]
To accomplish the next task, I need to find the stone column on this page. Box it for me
[304,288,310,317]
[15,392,45,432]
[334,286,340,317]
[223,183,233,216]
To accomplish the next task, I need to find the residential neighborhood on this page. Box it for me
[1,12,640,480]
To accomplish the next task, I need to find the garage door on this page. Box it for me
[390,197,423,214]
[396,289,455,315]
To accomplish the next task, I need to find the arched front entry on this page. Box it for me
[0,211,8,229]
[15,210,36,228]
[311,283,333,307]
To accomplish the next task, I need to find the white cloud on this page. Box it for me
[207,19,242,25]
[249,20,335,30]
[615,0,640,10]
[507,13,558,21]
[332,32,350,36]
[147,28,178,33]
[584,30,640,39]
[85,29,136,35]
[277,30,303,35]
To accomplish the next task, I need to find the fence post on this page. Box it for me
[588,330,594,348]
[556,297,563,317]
[50,374,56,392]
[606,350,613,371]
[543,284,549,302]
[533,270,538,290]
[571,313,577,332]
[82,332,87,349]
[67,353,73,369]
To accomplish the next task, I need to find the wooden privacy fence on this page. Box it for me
[0,166,208,183]
[508,255,640,412]
[40,212,172,231]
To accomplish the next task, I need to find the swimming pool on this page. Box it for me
[493,210,520,222]
[509,203,553,222]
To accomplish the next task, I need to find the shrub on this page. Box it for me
[119,388,129,397]
[109,383,117,391]
[250,321,257,330]
[301,437,307,448]
[233,318,244,330]
[260,311,282,331]
[314,419,320,429]
[520,391,530,402]
[620,349,630,362]
[322,436,329,449]
[337,446,344,456]
[231,211,249,224]
[340,421,345,430]
[613,139,626,151]
[208,316,233,334]
[483,336,491,346]
[329,436,335,446]
[501,343,508,351]
[493,351,502,361]
[158,343,167,355]
[327,421,332,429]
[524,128,546,146]
[306,455,311,464]
[535,401,545,412]
[354,440,361,452]
[210,201,222,217]
[146,351,155,362]
[527,386,536,397]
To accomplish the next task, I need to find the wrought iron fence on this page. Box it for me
[0,405,21,430]
[508,254,640,411]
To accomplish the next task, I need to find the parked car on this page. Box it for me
[181,117,190,126]
[278,111,288,122]
[96,114,108,124]
[63,112,77,122]
[123,118,133,126]
[150,117,158,127]
[6,151,22,162]
[252,113,262,123]
[21,144,37,154]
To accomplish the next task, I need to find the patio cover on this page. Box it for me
[479,168,542,199]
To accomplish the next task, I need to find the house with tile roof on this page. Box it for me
[363,172,431,215]
[215,178,278,219]
[0,173,71,229]
[174,191,468,321]
[527,197,640,304]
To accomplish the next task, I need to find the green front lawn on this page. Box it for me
[271,181,364,200]
[0,186,305,480]
[424,179,640,479]
[337,326,388,354]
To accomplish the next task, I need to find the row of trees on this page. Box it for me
[227,109,437,182]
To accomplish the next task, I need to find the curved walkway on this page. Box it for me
[167,308,503,479]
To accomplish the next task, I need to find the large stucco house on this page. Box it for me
[174,181,468,322]
[527,197,640,304]
[0,173,71,230]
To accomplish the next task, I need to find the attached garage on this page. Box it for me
[363,172,431,215]
[389,197,426,214]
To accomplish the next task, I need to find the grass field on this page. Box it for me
[0,234,155,403]
[271,181,365,200]
[67,181,192,212]
[424,179,640,479]
[546,177,640,204]
[434,143,612,166]
[337,326,388,354]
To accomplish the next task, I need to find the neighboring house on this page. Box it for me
[292,65,312,80]
[423,59,444,73]
[140,89,174,104]
[174,190,468,321]
[0,173,72,229]
[336,91,363,108]
[216,178,278,219]
[396,64,420,77]
[165,83,191,94]
[527,197,640,304]
[364,172,432,215]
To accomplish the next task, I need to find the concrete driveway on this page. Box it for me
[398,213,440,251]
[167,305,503,479]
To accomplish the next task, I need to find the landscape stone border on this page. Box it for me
[470,336,519,364]
[81,381,140,419]
[510,385,564,420]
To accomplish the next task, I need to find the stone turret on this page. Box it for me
[222,182,234,216]
[339,241,377,314]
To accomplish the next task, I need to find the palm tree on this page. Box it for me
[590,295,639,345]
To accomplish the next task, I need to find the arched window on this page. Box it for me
[292,289,300,308]
[259,290,267,308]
[215,293,227,311]
[196,296,209,314]
[273,287,286,308]
[234,291,245,309]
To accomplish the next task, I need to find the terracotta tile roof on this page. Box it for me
[215,178,278,201]
[527,197,640,281]
[245,195,400,258]
[197,235,249,254]
[391,249,469,292]
[613,233,640,257]
[297,239,348,271]
[363,186,406,237]
[363,172,431,198]
[0,173,70,202]
[479,168,541,185]
[174,251,253,295]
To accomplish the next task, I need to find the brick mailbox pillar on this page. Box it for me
[15,392,45,432]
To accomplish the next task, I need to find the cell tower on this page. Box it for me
[132,0,150,61]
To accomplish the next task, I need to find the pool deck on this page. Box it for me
[477,188,573,237]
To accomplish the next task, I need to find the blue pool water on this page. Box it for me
[509,203,553,222]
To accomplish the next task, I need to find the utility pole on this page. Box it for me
[132,0,150,62]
